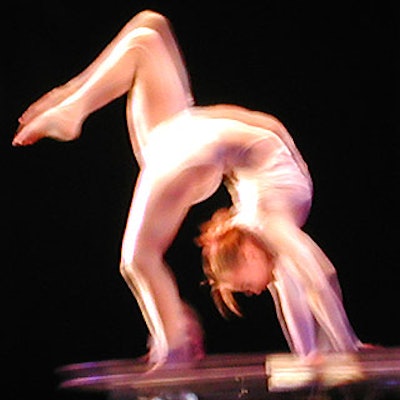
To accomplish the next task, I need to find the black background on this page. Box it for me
[1,1,398,398]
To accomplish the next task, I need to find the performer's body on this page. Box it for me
[14,10,365,366]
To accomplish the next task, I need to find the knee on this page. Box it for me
[120,254,143,279]
[138,10,168,23]
[120,251,156,281]
[127,10,170,33]
[119,259,130,280]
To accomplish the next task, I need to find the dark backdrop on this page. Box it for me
[1,1,398,399]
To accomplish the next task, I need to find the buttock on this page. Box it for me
[143,161,224,207]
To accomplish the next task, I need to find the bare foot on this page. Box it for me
[17,75,84,127]
[13,102,83,146]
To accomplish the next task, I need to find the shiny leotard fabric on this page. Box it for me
[224,115,361,355]
[130,104,361,357]
[13,10,362,363]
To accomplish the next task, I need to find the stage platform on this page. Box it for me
[56,348,400,399]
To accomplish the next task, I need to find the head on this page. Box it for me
[196,208,276,318]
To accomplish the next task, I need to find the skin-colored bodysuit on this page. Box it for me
[13,10,362,364]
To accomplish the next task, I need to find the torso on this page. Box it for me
[141,106,313,224]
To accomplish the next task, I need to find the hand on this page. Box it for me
[358,342,384,351]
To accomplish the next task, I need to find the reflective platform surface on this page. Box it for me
[56,348,400,400]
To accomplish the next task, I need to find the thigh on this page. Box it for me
[121,163,223,265]
[126,28,193,166]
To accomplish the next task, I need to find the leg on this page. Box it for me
[13,10,193,160]
[120,164,222,364]
[120,170,188,364]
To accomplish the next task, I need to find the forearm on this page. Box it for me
[271,267,317,356]
[272,263,360,356]
[305,282,361,351]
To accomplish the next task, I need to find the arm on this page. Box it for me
[270,250,361,356]
[269,260,317,356]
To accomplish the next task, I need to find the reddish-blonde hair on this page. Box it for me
[196,208,276,318]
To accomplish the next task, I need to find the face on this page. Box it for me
[220,237,274,296]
